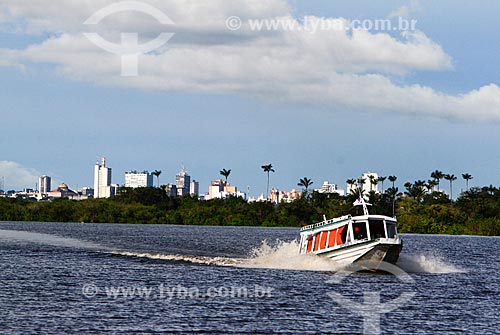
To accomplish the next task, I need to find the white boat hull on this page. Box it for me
[314,238,402,269]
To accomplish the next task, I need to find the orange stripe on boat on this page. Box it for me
[319,231,328,250]
[328,229,337,247]
[307,237,313,252]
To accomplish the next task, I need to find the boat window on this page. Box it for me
[386,221,397,238]
[338,226,347,245]
[352,221,368,241]
[368,219,386,239]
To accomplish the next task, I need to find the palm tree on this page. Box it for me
[404,181,413,195]
[427,179,438,193]
[378,176,387,193]
[368,175,377,192]
[431,170,444,192]
[357,177,366,192]
[388,175,397,189]
[444,174,457,200]
[298,177,313,195]
[346,179,357,194]
[386,187,400,218]
[462,173,473,191]
[152,170,162,187]
[261,164,275,199]
[220,168,231,185]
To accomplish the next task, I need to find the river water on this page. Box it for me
[0,222,498,334]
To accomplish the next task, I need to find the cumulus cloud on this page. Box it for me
[1,0,499,121]
[0,161,40,191]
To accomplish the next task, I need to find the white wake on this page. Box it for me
[397,253,466,274]
[112,240,342,272]
[110,251,244,267]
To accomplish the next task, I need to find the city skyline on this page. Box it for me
[1,1,500,194]
[0,156,475,202]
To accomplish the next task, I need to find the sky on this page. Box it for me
[0,0,500,197]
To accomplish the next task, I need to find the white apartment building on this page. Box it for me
[125,171,153,188]
[362,172,379,193]
[348,172,380,194]
[316,181,345,196]
[94,157,112,198]
[206,180,245,200]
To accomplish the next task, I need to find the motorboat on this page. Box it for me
[298,195,402,270]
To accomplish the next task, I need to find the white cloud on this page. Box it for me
[388,0,422,19]
[1,0,500,122]
[0,161,40,191]
[0,48,22,68]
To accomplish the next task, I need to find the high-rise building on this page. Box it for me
[125,171,153,188]
[94,157,112,198]
[39,175,51,194]
[190,180,199,196]
[175,166,191,196]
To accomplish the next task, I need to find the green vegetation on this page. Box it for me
[0,174,499,236]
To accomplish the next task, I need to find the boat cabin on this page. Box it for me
[299,215,398,255]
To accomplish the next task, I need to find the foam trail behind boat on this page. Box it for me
[110,240,341,271]
[110,251,244,266]
[0,229,107,250]
[240,239,342,271]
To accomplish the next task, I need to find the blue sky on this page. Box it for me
[1,0,500,196]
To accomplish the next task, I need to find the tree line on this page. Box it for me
[0,169,498,236]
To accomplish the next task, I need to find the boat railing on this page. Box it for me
[300,215,351,232]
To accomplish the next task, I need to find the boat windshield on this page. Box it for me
[352,221,368,241]
[368,219,386,239]
[386,221,397,238]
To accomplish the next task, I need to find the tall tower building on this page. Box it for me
[175,166,191,196]
[94,157,112,198]
[39,175,51,194]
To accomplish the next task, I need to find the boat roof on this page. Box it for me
[300,214,396,233]
[351,214,396,221]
